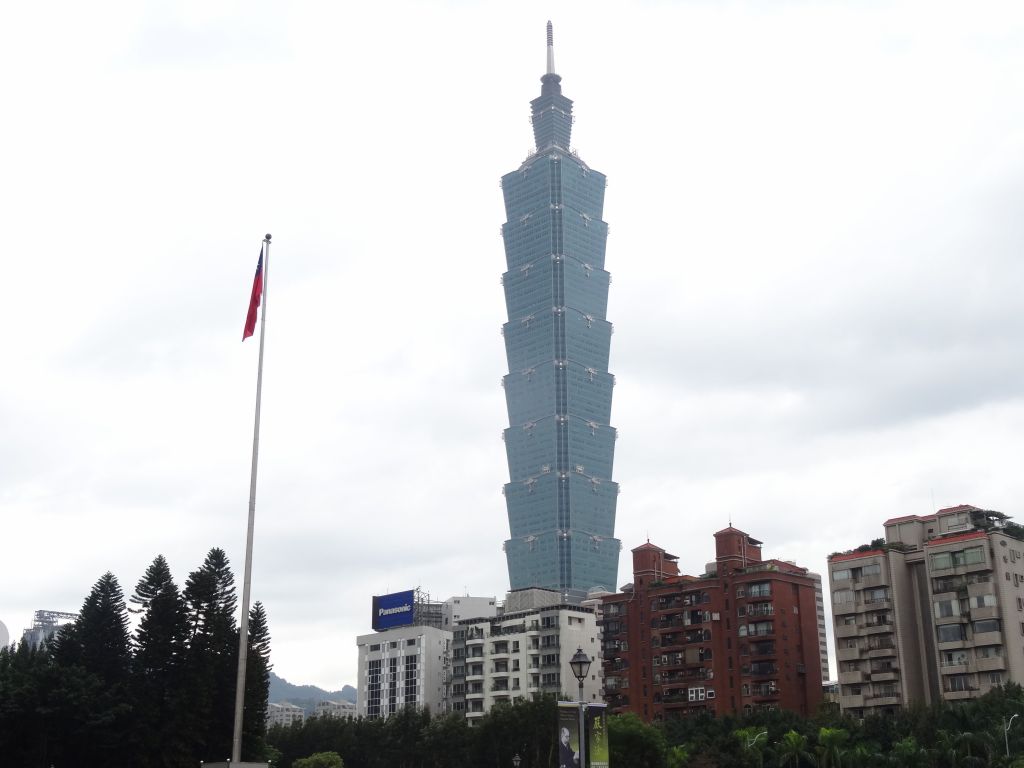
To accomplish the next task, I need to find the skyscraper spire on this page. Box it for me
[531,22,572,151]
[546,20,556,75]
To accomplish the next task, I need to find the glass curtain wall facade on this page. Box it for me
[500,26,621,598]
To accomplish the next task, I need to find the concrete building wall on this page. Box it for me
[450,590,601,724]
[356,624,452,719]
[442,596,498,628]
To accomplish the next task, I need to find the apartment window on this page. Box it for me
[864,588,890,604]
[407,638,417,646]
[934,599,960,619]
[930,546,985,571]
[945,675,972,692]
[991,672,1004,685]
[977,646,1003,659]
[832,568,851,581]
[973,619,1000,635]
[941,650,968,666]
[972,594,997,608]
[688,686,706,702]
[832,589,855,605]
[369,644,380,652]
[937,624,967,643]
[861,563,881,577]
[749,582,772,598]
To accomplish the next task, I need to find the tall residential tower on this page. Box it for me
[500,24,621,599]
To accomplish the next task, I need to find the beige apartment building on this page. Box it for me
[829,504,1024,717]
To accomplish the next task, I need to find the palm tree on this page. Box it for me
[775,730,816,768]
[816,727,849,768]
[736,728,768,768]
[843,743,874,768]
[888,737,927,768]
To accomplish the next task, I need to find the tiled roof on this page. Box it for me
[829,549,885,563]
[923,530,988,547]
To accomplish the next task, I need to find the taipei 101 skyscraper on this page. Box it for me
[500,23,621,599]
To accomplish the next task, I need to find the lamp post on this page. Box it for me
[513,754,521,768]
[570,648,592,768]
[1005,713,1019,758]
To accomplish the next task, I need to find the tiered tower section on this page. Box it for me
[500,23,620,598]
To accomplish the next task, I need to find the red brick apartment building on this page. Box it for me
[600,528,824,721]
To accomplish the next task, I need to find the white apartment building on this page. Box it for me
[829,504,1024,716]
[356,623,452,719]
[267,702,305,729]
[315,699,357,719]
[449,588,602,723]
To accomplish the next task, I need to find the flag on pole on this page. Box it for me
[242,248,264,340]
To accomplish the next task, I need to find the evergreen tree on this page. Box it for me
[130,554,191,767]
[183,547,239,762]
[242,600,273,760]
[50,572,133,768]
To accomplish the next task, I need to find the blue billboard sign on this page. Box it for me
[372,589,415,631]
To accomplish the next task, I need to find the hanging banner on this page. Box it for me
[557,702,581,768]
[587,703,609,768]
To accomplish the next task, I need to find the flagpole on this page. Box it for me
[232,232,271,764]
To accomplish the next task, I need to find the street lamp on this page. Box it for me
[570,648,593,768]
[513,754,521,768]
[1005,713,1019,758]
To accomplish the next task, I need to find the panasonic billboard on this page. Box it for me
[372,589,415,631]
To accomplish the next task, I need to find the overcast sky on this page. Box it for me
[2,0,1023,690]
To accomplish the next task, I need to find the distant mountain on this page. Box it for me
[269,671,356,714]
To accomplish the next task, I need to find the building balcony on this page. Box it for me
[943,688,978,701]
[466,673,484,682]
[467,634,486,645]
[835,624,859,639]
[861,623,894,635]
[838,670,863,685]
[977,656,1007,672]
[837,648,862,662]
[839,694,864,709]
[974,631,1003,646]
[859,599,892,612]
[869,671,899,683]
[858,573,890,589]
[971,606,999,621]
[866,646,897,659]
[967,579,994,597]
[466,709,486,719]
[466,690,485,700]
[865,692,901,706]
[491,649,510,659]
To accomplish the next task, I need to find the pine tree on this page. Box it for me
[51,572,133,768]
[242,600,272,760]
[131,554,191,767]
[183,548,239,762]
